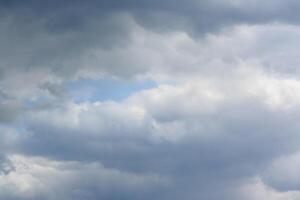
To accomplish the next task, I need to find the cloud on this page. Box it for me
[0,156,14,176]
[237,177,300,200]
[7,68,300,199]
[262,151,300,192]
[2,1,300,199]
[1,0,300,84]
[0,155,168,200]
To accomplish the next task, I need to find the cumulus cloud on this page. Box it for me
[1,0,300,199]
[6,68,299,199]
[262,151,300,192]
[1,0,300,83]
[0,155,168,200]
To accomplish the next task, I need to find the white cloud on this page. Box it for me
[0,155,168,200]
[2,1,300,199]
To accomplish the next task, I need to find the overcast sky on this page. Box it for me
[1,0,300,199]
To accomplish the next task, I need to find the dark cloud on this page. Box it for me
[1,0,300,79]
[0,0,300,88]
[0,155,14,176]
[0,91,21,123]
[2,0,300,33]
[1,1,300,199]
[10,75,300,199]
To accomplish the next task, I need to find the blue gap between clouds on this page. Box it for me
[67,78,156,103]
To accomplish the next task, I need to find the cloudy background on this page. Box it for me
[1,0,300,199]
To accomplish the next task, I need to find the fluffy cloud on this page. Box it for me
[262,151,300,192]
[2,0,300,83]
[4,68,298,199]
[0,155,168,200]
[1,1,300,199]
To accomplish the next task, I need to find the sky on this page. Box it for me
[1,0,300,199]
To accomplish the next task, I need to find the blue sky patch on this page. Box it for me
[67,78,156,102]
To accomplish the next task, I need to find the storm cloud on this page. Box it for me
[1,0,300,200]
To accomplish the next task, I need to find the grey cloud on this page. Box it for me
[261,151,300,192]
[19,98,300,172]
[12,75,300,199]
[1,0,300,107]
[0,91,20,123]
[0,156,168,200]
[1,0,300,80]
[0,10,134,77]
[0,156,14,176]
[2,1,300,199]
[3,0,300,34]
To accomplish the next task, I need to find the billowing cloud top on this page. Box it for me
[1,1,300,200]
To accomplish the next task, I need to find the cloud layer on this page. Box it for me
[1,1,300,199]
